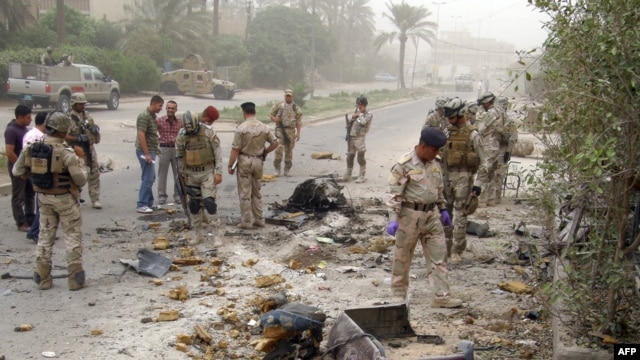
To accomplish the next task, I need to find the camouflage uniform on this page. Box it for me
[176,123,222,244]
[476,105,506,205]
[424,109,448,130]
[12,120,87,291]
[232,116,278,228]
[387,150,450,298]
[344,109,373,182]
[442,122,488,257]
[492,99,518,204]
[270,99,302,176]
[68,108,100,205]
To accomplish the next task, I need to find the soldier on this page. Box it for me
[40,46,56,66]
[341,95,373,183]
[66,93,102,209]
[476,92,506,207]
[228,102,279,229]
[423,97,449,130]
[175,110,223,245]
[12,112,87,290]
[441,98,488,264]
[492,96,518,204]
[155,100,181,205]
[464,101,479,125]
[200,105,219,126]
[270,89,302,177]
[386,127,462,308]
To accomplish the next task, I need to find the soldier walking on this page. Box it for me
[175,110,223,245]
[386,127,462,308]
[66,93,102,209]
[441,98,488,264]
[476,92,506,207]
[228,102,279,229]
[341,95,372,183]
[492,96,518,205]
[12,112,87,290]
[270,89,302,177]
[155,100,181,205]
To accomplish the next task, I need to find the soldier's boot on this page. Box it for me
[190,230,204,245]
[283,169,290,177]
[275,167,281,177]
[354,168,366,183]
[450,253,463,264]
[34,262,52,290]
[339,168,353,182]
[67,263,85,291]
[431,295,463,308]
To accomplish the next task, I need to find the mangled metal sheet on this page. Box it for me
[344,301,416,339]
[119,248,172,278]
[326,312,386,360]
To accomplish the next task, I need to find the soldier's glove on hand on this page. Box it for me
[77,134,89,143]
[440,210,452,227]
[89,125,100,135]
[472,186,482,197]
[387,221,399,236]
[503,152,511,163]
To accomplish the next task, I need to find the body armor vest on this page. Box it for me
[27,142,72,194]
[445,124,480,172]
[184,127,215,167]
[278,102,298,128]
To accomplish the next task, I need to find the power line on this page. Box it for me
[436,38,517,54]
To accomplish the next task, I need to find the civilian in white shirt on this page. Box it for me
[23,112,47,243]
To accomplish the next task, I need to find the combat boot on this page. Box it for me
[450,253,463,264]
[190,230,204,245]
[275,167,282,177]
[34,262,52,290]
[354,168,366,183]
[67,263,85,291]
[339,168,353,182]
[283,169,290,177]
[431,295,463,308]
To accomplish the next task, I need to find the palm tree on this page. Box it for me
[0,0,35,31]
[56,0,65,44]
[374,1,436,89]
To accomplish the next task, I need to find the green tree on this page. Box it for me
[56,0,65,44]
[40,5,97,46]
[246,5,333,87]
[373,0,436,89]
[0,0,35,32]
[529,0,640,341]
[209,34,249,67]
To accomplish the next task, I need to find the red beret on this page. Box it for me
[203,106,219,122]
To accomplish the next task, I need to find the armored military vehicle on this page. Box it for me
[160,54,237,100]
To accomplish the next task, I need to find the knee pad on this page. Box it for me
[188,198,201,214]
[186,186,202,198]
[203,197,217,215]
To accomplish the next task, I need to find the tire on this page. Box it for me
[57,94,70,113]
[226,90,235,100]
[213,86,228,100]
[107,90,119,110]
[162,82,180,95]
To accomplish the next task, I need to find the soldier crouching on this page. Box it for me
[12,112,88,290]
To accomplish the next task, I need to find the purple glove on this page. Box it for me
[387,221,399,236]
[440,209,452,226]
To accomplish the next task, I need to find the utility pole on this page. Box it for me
[451,15,462,79]
[431,1,446,85]
[310,0,316,98]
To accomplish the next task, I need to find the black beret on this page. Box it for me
[420,127,447,148]
[240,102,255,112]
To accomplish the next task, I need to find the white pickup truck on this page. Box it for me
[5,63,120,113]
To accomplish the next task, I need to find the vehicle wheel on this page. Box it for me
[226,90,235,100]
[107,91,120,110]
[213,86,228,100]
[162,82,180,95]
[57,94,70,113]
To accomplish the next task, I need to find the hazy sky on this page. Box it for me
[371,0,550,50]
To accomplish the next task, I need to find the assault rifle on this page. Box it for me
[174,157,191,228]
[276,107,291,146]
[71,113,93,169]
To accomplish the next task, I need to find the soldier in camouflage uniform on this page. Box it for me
[464,101,479,125]
[175,110,223,245]
[12,112,87,290]
[492,96,518,204]
[423,97,449,130]
[270,89,302,177]
[441,98,489,264]
[66,93,102,209]
[386,127,463,308]
[341,96,373,183]
[476,92,506,207]
[228,102,279,229]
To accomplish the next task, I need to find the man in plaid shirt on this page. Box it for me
[155,100,182,205]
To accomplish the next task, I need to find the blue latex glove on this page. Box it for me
[387,221,399,236]
[440,209,452,226]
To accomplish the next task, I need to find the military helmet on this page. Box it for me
[478,91,496,105]
[356,95,368,106]
[464,101,479,115]
[46,46,53,53]
[435,96,448,108]
[443,98,465,118]
[182,110,199,134]
[496,96,509,109]
[70,92,87,106]
[45,111,71,133]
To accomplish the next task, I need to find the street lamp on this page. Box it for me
[432,1,446,84]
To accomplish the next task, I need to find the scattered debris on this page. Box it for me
[91,329,103,336]
[287,176,347,211]
[498,280,534,294]
[155,309,180,322]
[13,324,33,332]
[310,152,340,160]
[255,274,285,288]
[326,312,386,359]
[119,249,172,278]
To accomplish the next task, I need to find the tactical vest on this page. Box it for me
[27,142,73,194]
[184,127,215,167]
[278,102,298,128]
[69,111,99,144]
[445,124,480,172]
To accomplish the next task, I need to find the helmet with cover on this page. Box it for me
[435,96,448,109]
[45,111,71,133]
[356,95,368,106]
[182,110,199,134]
[496,96,509,110]
[477,91,496,105]
[443,98,465,118]
[70,92,87,106]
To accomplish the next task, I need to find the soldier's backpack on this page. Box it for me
[29,141,54,189]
